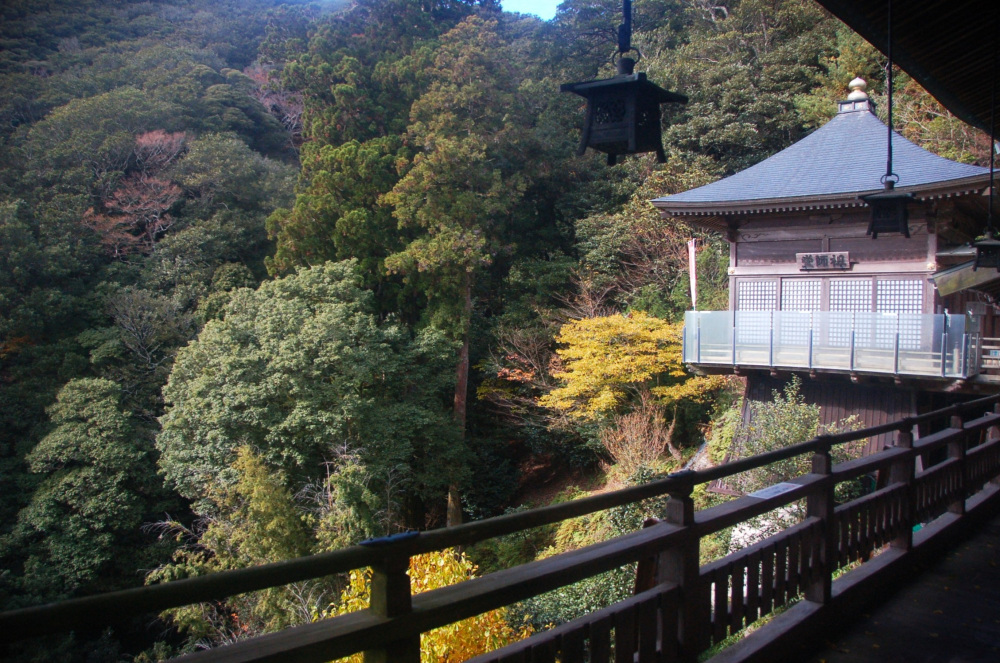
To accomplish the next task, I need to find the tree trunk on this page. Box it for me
[664,406,683,462]
[447,271,474,528]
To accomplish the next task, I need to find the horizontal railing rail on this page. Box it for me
[3,394,1000,663]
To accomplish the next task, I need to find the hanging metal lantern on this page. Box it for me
[973,235,1000,270]
[862,181,913,238]
[865,0,912,239]
[561,0,686,166]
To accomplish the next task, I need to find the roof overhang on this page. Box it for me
[813,0,997,137]
[653,173,991,228]
[932,259,1000,297]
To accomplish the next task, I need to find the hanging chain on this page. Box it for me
[885,0,898,186]
[989,8,997,236]
[618,0,632,55]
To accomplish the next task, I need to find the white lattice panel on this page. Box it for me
[830,279,872,346]
[736,280,777,311]
[877,280,924,349]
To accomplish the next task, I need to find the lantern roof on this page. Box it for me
[561,72,687,105]
[652,80,990,221]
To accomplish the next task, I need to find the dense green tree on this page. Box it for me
[157,261,461,535]
[2,378,159,603]
[0,2,307,629]
[148,447,317,646]
[266,135,404,282]
[382,16,542,524]
[20,87,180,199]
[655,0,838,173]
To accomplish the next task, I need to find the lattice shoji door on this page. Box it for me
[736,280,776,345]
[877,280,924,349]
[779,279,821,344]
[829,279,873,347]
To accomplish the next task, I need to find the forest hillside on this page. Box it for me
[0,0,987,660]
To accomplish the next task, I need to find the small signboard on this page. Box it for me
[796,251,850,270]
[747,482,801,500]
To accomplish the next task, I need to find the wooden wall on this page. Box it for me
[742,374,915,456]
[732,211,931,269]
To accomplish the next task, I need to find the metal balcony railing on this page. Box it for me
[683,311,982,379]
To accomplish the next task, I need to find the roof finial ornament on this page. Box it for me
[847,77,868,100]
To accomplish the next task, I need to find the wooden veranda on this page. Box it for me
[3,395,1000,663]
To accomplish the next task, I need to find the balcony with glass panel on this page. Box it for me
[682,311,982,380]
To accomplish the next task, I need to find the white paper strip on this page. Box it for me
[747,482,800,500]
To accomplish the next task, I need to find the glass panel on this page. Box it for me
[944,315,969,378]
[810,311,854,369]
[689,311,735,364]
[734,311,772,365]
[829,279,872,349]
[683,313,692,363]
[853,313,897,372]
[897,314,943,376]
[772,311,812,367]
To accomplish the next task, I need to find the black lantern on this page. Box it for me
[862,181,912,238]
[973,235,1000,270]
[561,0,686,166]
[866,0,912,239]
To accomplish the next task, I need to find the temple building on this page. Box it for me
[654,78,996,453]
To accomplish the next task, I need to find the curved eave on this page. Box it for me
[652,173,991,229]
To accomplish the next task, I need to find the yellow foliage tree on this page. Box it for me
[539,311,722,419]
[327,549,531,662]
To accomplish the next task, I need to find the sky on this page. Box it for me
[501,0,561,21]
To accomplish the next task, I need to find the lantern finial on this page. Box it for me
[847,77,868,100]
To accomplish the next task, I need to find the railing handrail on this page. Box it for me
[3,393,999,651]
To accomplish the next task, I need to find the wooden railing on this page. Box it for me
[3,395,1000,663]
[980,337,1000,372]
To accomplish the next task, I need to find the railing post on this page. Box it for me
[941,329,949,377]
[808,325,814,369]
[889,420,915,551]
[731,310,737,364]
[805,438,834,604]
[768,311,774,366]
[364,553,419,663]
[948,412,967,515]
[893,332,900,374]
[961,333,969,377]
[696,317,702,364]
[658,484,706,662]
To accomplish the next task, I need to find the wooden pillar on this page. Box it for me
[890,421,915,551]
[805,439,834,604]
[657,485,706,662]
[948,412,967,515]
[364,554,419,663]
